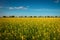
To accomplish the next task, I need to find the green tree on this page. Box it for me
[9,16,15,18]
[47,16,50,18]
[3,16,7,18]
[33,16,37,18]
[55,16,58,18]
[24,16,27,18]
[19,16,23,18]
[38,16,42,18]
[29,16,33,18]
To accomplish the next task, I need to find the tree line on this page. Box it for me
[0,16,60,18]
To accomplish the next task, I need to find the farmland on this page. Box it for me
[0,18,60,40]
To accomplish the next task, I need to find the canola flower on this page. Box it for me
[0,18,60,40]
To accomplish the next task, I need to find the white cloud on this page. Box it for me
[14,6,27,9]
[9,7,14,9]
[9,6,28,10]
[31,8,60,12]
[54,0,59,3]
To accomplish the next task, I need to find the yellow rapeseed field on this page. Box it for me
[0,18,60,40]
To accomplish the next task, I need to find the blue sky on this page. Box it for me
[0,0,60,16]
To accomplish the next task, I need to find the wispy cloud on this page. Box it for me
[54,0,59,3]
[31,8,60,12]
[9,7,14,9]
[8,6,28,10]
[0,6,3,8]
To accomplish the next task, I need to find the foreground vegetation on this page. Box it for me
[0,18,60,40]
